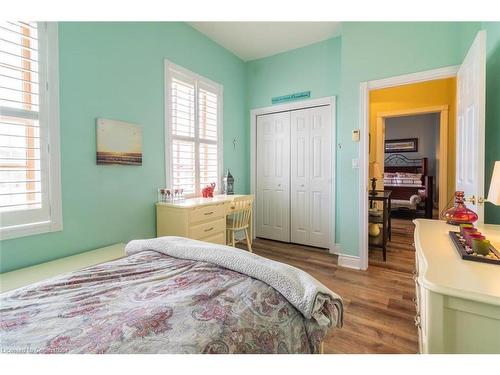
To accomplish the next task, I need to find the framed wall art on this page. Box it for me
[96,118,142,165]
[384,138,418,153]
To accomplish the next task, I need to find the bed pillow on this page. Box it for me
[396,172,422,180]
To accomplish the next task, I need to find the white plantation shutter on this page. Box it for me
[171,76,196,194]
[165,62,222,196]
[198,85,219,188]
[0,22,62,239]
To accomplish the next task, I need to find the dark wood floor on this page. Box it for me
[237,218,418,354]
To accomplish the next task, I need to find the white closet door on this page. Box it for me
[256,111,291,242]
[290,109,310,245]
[291,106,331,248]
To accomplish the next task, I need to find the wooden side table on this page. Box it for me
[368,190,392,261]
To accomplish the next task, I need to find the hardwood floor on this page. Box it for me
[237,218,418,354]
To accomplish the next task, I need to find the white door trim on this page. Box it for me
[250,96,336,251]
[359,65,459,271]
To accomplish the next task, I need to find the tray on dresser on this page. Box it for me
[449,231,500,265]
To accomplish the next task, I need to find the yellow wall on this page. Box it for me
[369,77,457,203]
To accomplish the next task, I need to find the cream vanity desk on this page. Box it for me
[413,219,500,353]
[156,194,253,246]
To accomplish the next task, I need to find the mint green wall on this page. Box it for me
[246,22,482,257]
[2,22,498,272]
[246,37,341,109]
[0,22,248,272]
[245,36,342,238]
[337,22,481,256]
[483,22,500,224]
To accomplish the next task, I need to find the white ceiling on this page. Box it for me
[189,22,342,62]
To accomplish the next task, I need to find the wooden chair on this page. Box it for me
[226,195,254,252]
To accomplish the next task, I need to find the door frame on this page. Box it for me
[250,96,336,251]
[359,66,459,270]
[375,105,449,215]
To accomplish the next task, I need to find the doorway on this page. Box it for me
[376,107,449,218]
[359,66,460,268]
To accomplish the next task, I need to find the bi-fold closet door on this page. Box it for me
[256,111,291,242]
[256,105,332,249]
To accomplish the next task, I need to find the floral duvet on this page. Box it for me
[0,250,337,354]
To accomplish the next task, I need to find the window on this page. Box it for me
[165,61,223,197]
[0,22,62,239]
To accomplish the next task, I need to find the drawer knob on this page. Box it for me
[204,211,214,216]
[204,227,214,232]
[412,269,418,281]
[414,314,421,328]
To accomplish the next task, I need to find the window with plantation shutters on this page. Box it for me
[0,22,62,239]
[165,62,223,197]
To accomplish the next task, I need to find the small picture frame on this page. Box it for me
[384,138,418,153]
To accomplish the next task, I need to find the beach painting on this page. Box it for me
[96,118,142,165]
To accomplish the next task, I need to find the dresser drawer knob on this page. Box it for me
[204,227,214,232]
[412,269,418,281]
[204,211,214,216]
[414,314,421,328]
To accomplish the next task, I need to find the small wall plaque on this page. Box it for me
[272,91,311,105]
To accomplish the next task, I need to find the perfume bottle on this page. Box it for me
[443,191,478,225]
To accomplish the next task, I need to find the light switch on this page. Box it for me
[352,158,359,168]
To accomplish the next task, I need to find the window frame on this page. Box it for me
[0,22,62,240]
[164,60,223,197]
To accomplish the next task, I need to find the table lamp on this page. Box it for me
[369,161,382,195]
[487,161,500,205]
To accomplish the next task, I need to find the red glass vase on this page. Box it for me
[443,191,478,225]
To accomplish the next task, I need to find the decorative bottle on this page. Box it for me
[443,191,478,225]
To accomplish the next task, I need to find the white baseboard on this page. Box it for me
[337,254,362,270]
[329,243,341,255]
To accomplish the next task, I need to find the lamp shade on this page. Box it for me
[369,161,382,179]
[487,161,500,205]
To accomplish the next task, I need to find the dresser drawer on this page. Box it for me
[189,204,225,224]
[199,231,226,245]
[189,218,225,240]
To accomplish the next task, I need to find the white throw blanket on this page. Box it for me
[125,236,343,328]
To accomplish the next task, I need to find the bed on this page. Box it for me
[384,154,434,218]
[0,237,343,354]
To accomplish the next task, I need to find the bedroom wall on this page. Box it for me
[384,113,440,203]
[483,22,500,224]
[2,22,497,272]
[369,78,457,205]
[0,22,248,273]
[245,36,342,238]
[337,22,481,259]
[246,36,342,109]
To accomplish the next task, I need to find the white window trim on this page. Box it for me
[164,60,223,197]
[0,22,62,240]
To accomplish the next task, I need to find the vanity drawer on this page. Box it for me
[199,231,226,245]
[189,218,225,240]
[189,204,225,224]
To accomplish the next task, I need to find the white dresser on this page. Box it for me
[413,219,500,353]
